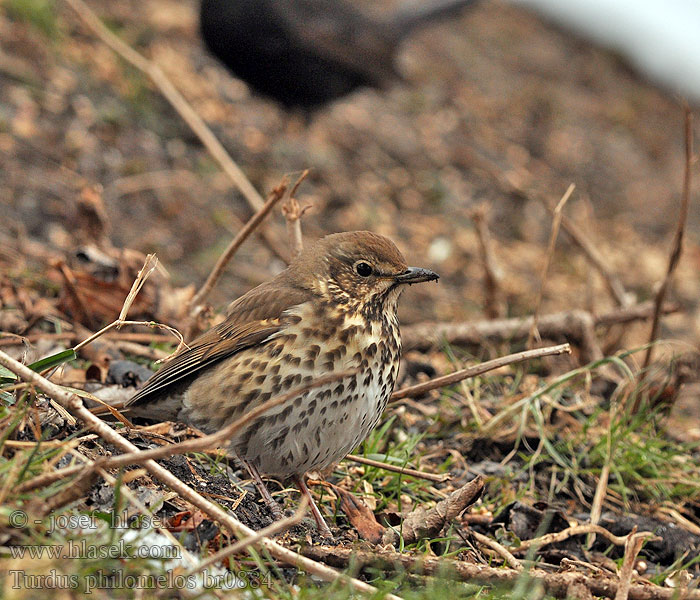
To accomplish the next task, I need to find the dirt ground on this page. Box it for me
[2,0,699,339]
[2,1,700,597]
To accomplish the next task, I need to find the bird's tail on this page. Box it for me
[393,0,478,38]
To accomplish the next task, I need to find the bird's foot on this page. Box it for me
[296,475,333,539]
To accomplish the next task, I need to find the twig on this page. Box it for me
[642,107,694,372]
[117,254,159,322]
[54,259,97,328]
[615,529,654,600]
[391,343,571,401]
[187,180,288,316]
[382,477,484,545]
[466,141,630,308]
[300,545,694,600]
[185,497,309,578]
[110,339,169,360]
[403,302,678,354]
[558,212,631,307]
[75,319,184,355]
[344,454,450,482]
[62,0,266,213]
[0,350,399,600]
[0,332,173,347]
[72,254,181,354]
[588,462,611,545]
[16,463,86,492]
[588,396,618,548]
[528,183,575,347]
[470,203,506,319]
[469,530,523,571]
[594,301,678,327]
[93,464,198,569]
[221,204,291,264]
[654,506,700,537]
[513,524,658,554]
[281,170,311,258]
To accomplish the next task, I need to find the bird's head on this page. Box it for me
[290,231,439,314]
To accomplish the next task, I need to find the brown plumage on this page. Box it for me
[126,231,438,535]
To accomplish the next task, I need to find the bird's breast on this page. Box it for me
[182,302,402,477]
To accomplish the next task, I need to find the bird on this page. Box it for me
[125,231,439,535]
[199,0,477,110]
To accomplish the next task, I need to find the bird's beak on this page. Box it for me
[394,267,439,285]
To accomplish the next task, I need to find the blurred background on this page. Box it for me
[1,0,699,348]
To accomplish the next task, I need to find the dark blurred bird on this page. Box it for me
[125,231,438,535]
[200,0,477,109]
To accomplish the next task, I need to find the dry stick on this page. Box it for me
[5,439,84,449]
[469,530,523,571]
[62,0,264,212]
[117,254,159,322]
[93,464,198,569]
[615,530,654,600]
[75,320,184,355]
[470,204,506,319]
[407,309,648,368]
[16,425,209,492]
[594,301,677,327]
[187,181,288,315]
[473,145,629,309]
[0,351,399,600]
[527,183,575,348]
[186,497,309,579]
[655,506,700,537]
[301,545,695,600]
[391,343,571,401]
[344,454,450,483]
[220,205,291,265]
[55,260,97,328]
[0,332,168,347]
[111,339,169,361]
[558,213,631,308]
[281,170,311,258]
[16,463,85,493]
[588,462,611,547]
[72,255,182,354]
[642,107,694,372]
[587,395,618,549]
[513,523,658,554]
[403,301,677,354]
[52,256,172,420]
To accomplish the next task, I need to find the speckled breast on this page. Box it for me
[181,302,402,478]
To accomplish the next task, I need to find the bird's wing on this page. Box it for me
[126,277,309,407]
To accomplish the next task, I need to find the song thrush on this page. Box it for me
[126,231,438,535]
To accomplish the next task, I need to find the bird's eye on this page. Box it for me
[354,261,373,277]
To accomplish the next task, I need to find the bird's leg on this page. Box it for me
[295,474,332,538]
[240,458,284,521]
